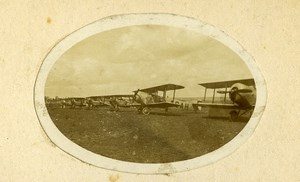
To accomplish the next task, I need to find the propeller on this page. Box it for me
[217,88,252,94]
[217,90,230,94]
[132,89,140,101]
[218,87,252,103]
[133,89,140,95]
[234,89,252,93]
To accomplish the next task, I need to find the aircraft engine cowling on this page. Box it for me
[133,90,154,105]
[133,90,144,105]
[228,83,253,109]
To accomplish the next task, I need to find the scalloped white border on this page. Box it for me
[34,13,267,174]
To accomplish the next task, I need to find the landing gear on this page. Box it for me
[165,107,168,113]
[137,107,151,115]
[142,107,150,115]
[229,110,239,122]
[110,105,119,112]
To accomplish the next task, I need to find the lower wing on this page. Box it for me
[132,102,180,108]
[192,103,240,109]
[146,102,180,108]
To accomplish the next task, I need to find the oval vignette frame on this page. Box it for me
[34,13,267,174]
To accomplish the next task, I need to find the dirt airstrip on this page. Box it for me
[47,106,248,163]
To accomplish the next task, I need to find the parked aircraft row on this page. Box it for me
[45,78,256,121]
[45,94,133,109]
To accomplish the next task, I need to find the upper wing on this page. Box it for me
[88,94,133,99]
[199,78,255,89]
[106,94,133,98]
[192,103,240,109]
[138,84,184,93]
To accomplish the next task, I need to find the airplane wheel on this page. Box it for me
[137,108,142,114]
[229,111,238,122]
[142,107,150,115]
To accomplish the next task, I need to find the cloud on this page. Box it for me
[45,25,252,98]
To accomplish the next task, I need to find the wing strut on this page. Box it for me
[212,88,216,103]
[163,87,166,100]
[172,89,176,103]
[204,88,207,101]
[224,83,228,103]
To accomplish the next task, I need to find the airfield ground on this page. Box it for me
[47,107,248,163]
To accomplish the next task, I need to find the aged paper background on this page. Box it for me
[0,0,299,181]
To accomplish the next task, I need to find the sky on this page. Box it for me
[45,25,253,98]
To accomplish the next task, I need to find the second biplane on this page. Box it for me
[87,95,134,110]
[192,78,256,121]
[60,97,87,108]
[133,84,184,115]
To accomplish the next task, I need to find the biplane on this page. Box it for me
[45,97,62,108]
[133,84,184,115]
[71,97,88,108]
[57,97,87,108]
[86,96,108,108]
[60,98,73,108]
[192,78,256,121]
[87,94,134,110]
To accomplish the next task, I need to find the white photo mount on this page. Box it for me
[34,13,267,174]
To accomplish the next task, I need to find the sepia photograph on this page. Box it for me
[34,14,266,173]
[2,1,299,180]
